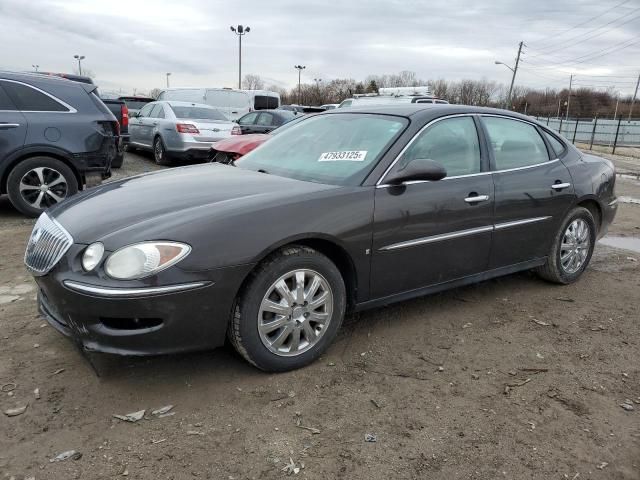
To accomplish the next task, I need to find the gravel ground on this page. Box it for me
[0,151,639,480]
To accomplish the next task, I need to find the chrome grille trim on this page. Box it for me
[24,213,73,276]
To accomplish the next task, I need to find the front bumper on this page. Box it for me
[34,257,252,356]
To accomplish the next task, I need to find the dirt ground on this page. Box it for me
[1,150,639,480]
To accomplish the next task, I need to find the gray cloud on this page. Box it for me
[1,0,637,95]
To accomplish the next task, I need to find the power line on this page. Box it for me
[528,0,632,48]
[523,36,640,68]
[526,11,640,58]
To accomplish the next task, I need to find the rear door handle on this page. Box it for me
[0,123,20,130]
[464,194,490,203]
[551,182,571,190]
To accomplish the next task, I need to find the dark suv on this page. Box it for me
[0,71,117,217]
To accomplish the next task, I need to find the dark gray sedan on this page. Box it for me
[25,105,617,371]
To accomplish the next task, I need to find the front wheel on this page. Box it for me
[536,206,596,284]
[228,246,346,372]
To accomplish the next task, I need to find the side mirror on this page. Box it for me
[384,159,447,185]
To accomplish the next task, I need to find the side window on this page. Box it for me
[138,103,155,117]
[148,104,163,118]
[483,117,549,170]
[239,112,258,125]
[257,113,274,126]
[399,116,481,177]
[3,82,68,112]
[542,130,566,157]
[435,100,448,104]
[0,84,17,110]
[340,100,352,107]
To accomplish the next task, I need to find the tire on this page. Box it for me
[535,206,596,284]
[111,152,124,169]
[153,136,171,166]
[228,245,346,372]
[7,156,79,217]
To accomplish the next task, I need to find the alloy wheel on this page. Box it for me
[560,218,590,274]
[258,269,333,356]
[19,167,68,210]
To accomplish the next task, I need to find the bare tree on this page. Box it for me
[242,74,265,90]
[147,88,162,99]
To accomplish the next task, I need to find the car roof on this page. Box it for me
[0,70,87,86]
[324,104,538,123]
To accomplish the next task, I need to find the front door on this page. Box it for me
[480,115,576,268]
[371,115,494,299]
[130,103,156,147]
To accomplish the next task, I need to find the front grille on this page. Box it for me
[24,213,73,276]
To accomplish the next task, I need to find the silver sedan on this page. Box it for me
[129,101,234,164]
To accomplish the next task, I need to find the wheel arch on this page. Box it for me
[1,149,82,194]
[237,234,359,311]
[575,197,602,233]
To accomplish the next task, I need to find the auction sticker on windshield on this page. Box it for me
[318,151,368,162]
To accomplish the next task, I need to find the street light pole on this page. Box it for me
[294,65,306,104]
[628,72,640,121]
[495,40,523,110]
[73,55,85,76]
[565,74,573,122]
[230,25,250,89]
[32,64,39,72]
[166,73,171,88]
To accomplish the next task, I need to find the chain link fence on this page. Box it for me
[534,116,640,155]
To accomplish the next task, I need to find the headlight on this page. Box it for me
[82,242,105,271]
[104,242,191,280]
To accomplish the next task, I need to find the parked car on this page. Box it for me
[157,88,280,120]
[38,74,129,169]
[321,104,340,110]
[232,109,298,135]
[118,96,154,116]
[339,95,449,108]
[0,71,117,217]
[25,105,617,372]
[280,105,326,113]
[128,101,233,164]
[210,114,310,164]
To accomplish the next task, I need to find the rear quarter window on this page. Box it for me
[3,81,69,112]
[542,130,567,157]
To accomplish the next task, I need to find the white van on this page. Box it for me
[157,88,280,120]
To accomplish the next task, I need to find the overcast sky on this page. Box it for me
[1,0,638,96]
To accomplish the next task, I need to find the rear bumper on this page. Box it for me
[599,198,618,239]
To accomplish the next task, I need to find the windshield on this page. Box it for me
[170,106,228,121]
[237,113,407,186]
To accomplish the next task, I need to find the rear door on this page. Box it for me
[0,82,27,163]
[480,115,576,268]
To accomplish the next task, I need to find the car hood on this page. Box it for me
[213,134,270,155]
[50,163,337,245]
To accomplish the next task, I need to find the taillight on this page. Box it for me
[231,126,242,135]
[121,104,129,128]
[176,123,199,134]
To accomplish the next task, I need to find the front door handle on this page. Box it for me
[551,182,571,190]
[464,194,490,204]
[0,123,20,130]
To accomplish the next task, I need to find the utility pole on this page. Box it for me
[230,25,250,89]
[294,65,306,104]
[628,72,640,120]
[506,41,523,110]
[556,97,561,118]
[565,74,573,122]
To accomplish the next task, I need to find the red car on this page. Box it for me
[210,134,269,164]
[210,114,310,164]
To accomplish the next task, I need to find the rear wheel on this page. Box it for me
[228,245,346,371]
[536,206,596,284]
[153,136,170,166]
[7,156,78,217]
